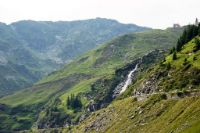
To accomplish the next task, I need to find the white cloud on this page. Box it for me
[0,0,199,28]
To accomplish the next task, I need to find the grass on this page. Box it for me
[0,28,182,131]
[1,29,181,107]
[71,94,200,133]
[0,82,63,107]
[19,34,200,133]
[59,78,99,113]
[181,121,200,133]
[165,36,200,68]
[62,36,200,133]
[143,36,200,92]
[38,29,182,84]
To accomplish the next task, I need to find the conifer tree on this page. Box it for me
[193,38,200,52]
[66,94,82,110]
[172,52,177,60]
[176,24,199,51]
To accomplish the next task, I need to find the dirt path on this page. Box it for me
[133,90,200,101]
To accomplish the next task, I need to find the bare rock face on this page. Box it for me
[87,101,98,112]
[0,55,8,65]
[84,107,116,132]
[134,69,167,96]
[113,49,165,97]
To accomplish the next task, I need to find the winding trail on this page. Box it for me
[133,90,200,101]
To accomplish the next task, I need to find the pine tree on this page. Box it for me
[166,63,171,70]
[170,47,176,54]
[67,96,70,107]
[66,94,82,110]
[193,38,200,52]
[183,58,188,65]
[198,23,200,35]
[176,24,199,52]
[176,39,182,51]
[172,52,177,60]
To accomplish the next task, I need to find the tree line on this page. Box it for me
[67,94,82,110]
[169,22,200,60]
[176,23,200,52]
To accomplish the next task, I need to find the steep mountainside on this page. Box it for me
[68,31,200,132]
[0,22,45,97]
[0,28,182,132]
[71,95,200,133]
[0,18,149,97]
[12,18,149,61]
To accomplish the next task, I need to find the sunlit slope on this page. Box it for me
[39,28,182,84]
[70,36,200,133]
[0,28,182,107]
[0,28,182,131]
[71,94,200,133]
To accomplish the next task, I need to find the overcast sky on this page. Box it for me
[0,0,199,29]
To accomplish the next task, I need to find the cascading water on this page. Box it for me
[119,64,138,94]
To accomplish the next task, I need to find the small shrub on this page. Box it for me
[193,56,197,61]
[183,90,190,96]
[191,68,200,85]
[183,58,188,66]
[166,84,173,91]
[177,91,184,97]
[166,63,171,70]
[182,63,191,71]
[179,79,188,88]
[132,97,138,102]
[193,38,200,52]
[160,93,167,100]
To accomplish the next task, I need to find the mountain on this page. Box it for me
[0,22,43,97]
[0,18,150,97]
[0,27,182,132]
[66,26,200,133]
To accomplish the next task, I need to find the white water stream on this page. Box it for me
[120,64,138,94]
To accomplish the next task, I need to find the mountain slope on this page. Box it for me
[0,18,149,97]
[68,35,200,133]
[0,22,44,97]
[71,95,200,133]
[0,28,182,131]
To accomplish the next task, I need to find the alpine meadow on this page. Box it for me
[0,0,200,132]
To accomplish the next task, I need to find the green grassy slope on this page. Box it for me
[69,36,200,133]
[147,36,200,93]
[70,94,200,133]
[0,28,182,131]
[1,29,182,106]
[39,28,182,84]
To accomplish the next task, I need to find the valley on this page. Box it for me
[0,0,200,131]
[0,17,200,133]
[0,26,183,132]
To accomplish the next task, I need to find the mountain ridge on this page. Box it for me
[0,18,149,97]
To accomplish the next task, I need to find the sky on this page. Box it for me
[0,0,199,29]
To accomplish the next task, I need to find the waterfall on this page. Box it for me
[120,64,138,94]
